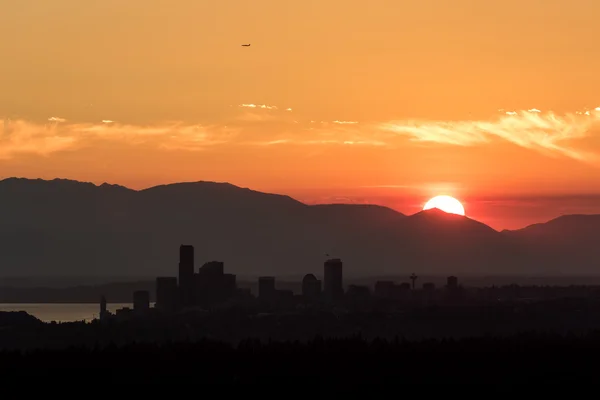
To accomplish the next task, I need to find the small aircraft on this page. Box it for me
[241,44,251,47]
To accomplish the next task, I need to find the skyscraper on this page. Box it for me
[99,295,108,320]
[199,261,224,277]
[324,258,343,301]
[179,245,194,276]
[179,245,195,307]
[197,261,234,306]
[302,274,321,300]
[156,277,178,312]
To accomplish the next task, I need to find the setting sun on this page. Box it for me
[423,195,465,216]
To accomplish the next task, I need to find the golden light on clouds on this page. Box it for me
[2,107,600,163]
[0,118,236,159]
[239,104,280,110]
[381,108,600,163]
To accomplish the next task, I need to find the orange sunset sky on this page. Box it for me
[2,0,600,230]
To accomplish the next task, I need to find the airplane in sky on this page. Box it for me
[241,44,251,47]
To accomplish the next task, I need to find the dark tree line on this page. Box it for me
[2,332,600,383]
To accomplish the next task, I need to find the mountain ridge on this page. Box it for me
[1,178,599,277]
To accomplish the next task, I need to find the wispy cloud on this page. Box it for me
[239,104,279,110]
[254,139,291,146]
[0,114,386,159]
[235,103,294,122]
[360,184,427,189]
[332,120,359,125]
[243,120,385,147]
[0,120,238,159]
[0,119,76,159]
[4,107,600,162]
[249,138,386,147]
[381,108,600,162]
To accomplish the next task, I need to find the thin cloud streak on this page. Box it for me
[249,138,386,147]
[0,119,76,159]
[0,119,238,159]
[381,108,600,163]
[0,116,382,159]
[239,104,279,110]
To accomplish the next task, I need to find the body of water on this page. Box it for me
[0,303,138,322]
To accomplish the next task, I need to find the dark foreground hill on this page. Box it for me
[2,334,600,384]
[1,178,599,277]
[0,311,41,328]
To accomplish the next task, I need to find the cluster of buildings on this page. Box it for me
[153,245,347,312]
[373,275,459,299]
[156,245,238,312]
[100,244,464,320]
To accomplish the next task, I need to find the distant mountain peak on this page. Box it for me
[410,207,465,219]
[0,177,136,195]
[506,213,600,236]
[407,208,499,234]
[139,180,305,209]
[140,180,263,193]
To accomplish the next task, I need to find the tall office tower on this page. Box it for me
[199,261,224,277]
[197,261,228,306]
[178,245,195,307]
[302,274,321,300]
[324,258,343,301]
[156,277,178,312]
[99,295,108,320]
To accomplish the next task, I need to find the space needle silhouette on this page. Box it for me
[410,273,418,290]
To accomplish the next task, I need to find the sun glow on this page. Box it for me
[423,195,465,216]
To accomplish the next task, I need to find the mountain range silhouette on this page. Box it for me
[0,178,598,277]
